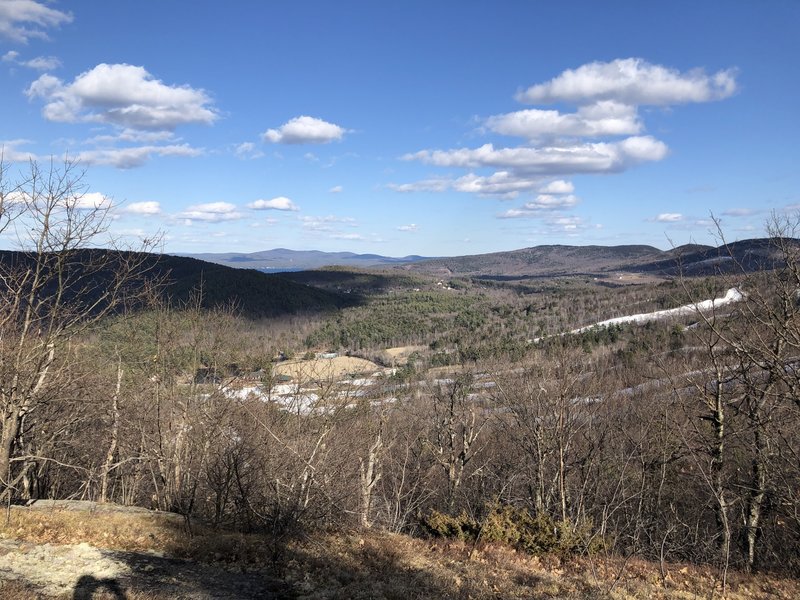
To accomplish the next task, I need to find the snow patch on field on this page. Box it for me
[572,287,744,333]
[532,288,745,343]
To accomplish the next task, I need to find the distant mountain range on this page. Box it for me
[1,238,793,322]
[190,239,794,279]
[188,249,431,271]
[399,239,794,279]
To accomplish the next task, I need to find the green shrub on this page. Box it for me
[422,502,603,556]
[421,510,480,541]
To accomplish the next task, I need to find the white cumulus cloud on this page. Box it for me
[248,197,299,211]
[517,58,737,106]
[487,101,642,140]
[262,116,346,144]
[397,224,418,232]
[451,171,542,197]
[393,58,732,204]
[498,194,579,218]
[539,180,574,194]
[179,202,242,222]
[405,136,668,174]
[26,63,218,130]
[548,215,586,232]
[74,192,112,210]
[0,0,72,43]
[526,194,579,210]
[329,185,343,193]
[656,213,683,222]
[125,201,161,215]
[390,172,577,200]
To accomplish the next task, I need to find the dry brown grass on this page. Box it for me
[286,532,800,600]
[273,355,381,380]
[383,345,427,363]
[1,506,798,599]
[0,578,48,600]
[0,506,186,554]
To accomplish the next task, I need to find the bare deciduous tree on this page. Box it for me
[0,157,156,499]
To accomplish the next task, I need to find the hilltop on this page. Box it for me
[151,253,357,316]
[185,239,797,284]
[0,250,355,319]
[397,238,795,279]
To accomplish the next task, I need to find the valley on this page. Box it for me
[2,221,800,598]
[3,2,796,595]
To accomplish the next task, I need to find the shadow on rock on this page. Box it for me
[73,575,126,599]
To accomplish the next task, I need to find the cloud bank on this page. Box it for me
[76,144,202,169]
[405,137,667,174]
[394,57,737,227]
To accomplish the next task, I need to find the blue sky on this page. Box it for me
[1,1,798,257]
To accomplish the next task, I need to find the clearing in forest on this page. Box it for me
[383,345,427,364]
[273,355,382,381]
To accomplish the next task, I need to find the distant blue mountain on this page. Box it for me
[189,238,795,278]
[188,248,432,271]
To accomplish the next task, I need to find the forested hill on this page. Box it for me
[154,254,357,316]
[399,238,796,278]
[0,250,354,319]
[401,244,667,277]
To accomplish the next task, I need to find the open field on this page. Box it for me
[382,345,427,363]
[272,355,383,380]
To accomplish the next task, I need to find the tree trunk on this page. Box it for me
[710,376,731,566]
[100,355,123,503]
[744,415,767,571]
[0,410,21,500]
[358,425,383,528]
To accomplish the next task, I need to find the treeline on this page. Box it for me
[303,277,699,360]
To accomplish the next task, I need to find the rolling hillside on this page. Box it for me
[398,238,796,279]
[0,250,354,319]
[153,254,356,316]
